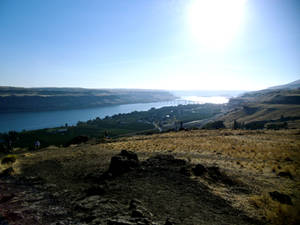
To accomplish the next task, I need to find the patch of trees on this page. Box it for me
[203,121,225,129]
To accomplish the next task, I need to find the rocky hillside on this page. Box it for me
[220,88,300,128]
[1,129,299,225]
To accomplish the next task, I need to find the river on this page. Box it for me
[0,96,229,133]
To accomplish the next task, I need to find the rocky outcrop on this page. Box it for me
[108,150,140,176]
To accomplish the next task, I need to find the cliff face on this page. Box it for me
[0,87,176,112]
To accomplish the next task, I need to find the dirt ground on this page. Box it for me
[1,129,300,225]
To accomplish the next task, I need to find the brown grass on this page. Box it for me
[3,129,300,224]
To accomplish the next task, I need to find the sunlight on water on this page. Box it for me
[182,96,229,104]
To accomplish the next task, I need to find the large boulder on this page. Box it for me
[108,150,139,176]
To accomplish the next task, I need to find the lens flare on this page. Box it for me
[186,0,247,50]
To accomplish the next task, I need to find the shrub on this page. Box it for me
[203,121,225,129]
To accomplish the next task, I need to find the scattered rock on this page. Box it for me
[269,191,292,205]
[0,167,14,178]
[129,199,143,210]
[120,150,138,161]
[84,185,105,196]
[278,171,293,179]
[23,176,44,185]
[164,218,174,225]
[108,150,139,176]
[131,209,144,218]
[143,154,186,168]
[192,164,207,176]
[107,219,135,225]
[179,166,192,176]
[1,156,16,165]
[76,195,102,210]
[207,166,222,180]
[285,157,293,162]
[0,194,15,203]
[0,215,9,225]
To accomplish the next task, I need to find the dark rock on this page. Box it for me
[129,199,143,210]
[0,215,9,225]
[23,176,44,185]
[108,150,139,176]
[0,167,14,178]
[192,164,207,176]
[179,166,192,176]
[85,185,105,196]
[120,150,138,161]
[164,218,174,225]
[131,209,144,218]
[269,191,292,205]
[285,157,293,162]
[1,156,16,165]
[278,171,293,179]
[143,155,186,168]
[207,166,222,180]
[0,194,15,203]
[107,219,135,225]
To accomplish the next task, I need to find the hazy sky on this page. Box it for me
[0,0,299,90]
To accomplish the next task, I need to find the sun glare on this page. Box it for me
[186,0,247,50]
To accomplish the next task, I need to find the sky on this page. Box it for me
[0,0,299,91]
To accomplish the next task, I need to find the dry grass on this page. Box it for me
[3,129,300,224]
[97,129,300,224]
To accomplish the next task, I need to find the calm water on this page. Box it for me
[0,97,228,133]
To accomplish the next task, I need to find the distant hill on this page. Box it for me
[0,87,176,113]
[219,80,300,129]
[268,79,300,90]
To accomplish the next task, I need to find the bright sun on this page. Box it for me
[186,0,247,50]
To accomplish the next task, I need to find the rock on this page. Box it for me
[131,209,144,218]
[120,150,138,161]
[285,157,293,162]
[108,150,139,176]
[1,156,16,165]
[23,176,44,185]
[76,195,102,210]
[0,167,14,178]
[85,185,105,196]
[0,215,9,225]
[0,194,15,203]
[269,191,292,205]
[278,171,293,179]
[143,155,186,168]
[192,164,207,176]
[179,166,192,176]
[107,219,135,225]
[164,218,174,225]
[129,199,143,210]
[207,166,222,180]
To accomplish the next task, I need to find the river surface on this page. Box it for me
[0,96,229,133]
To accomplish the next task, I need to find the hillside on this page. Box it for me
[0,87,176,113]
[220,88,300,128]
[1,129,299,225]
[268,79,300,90]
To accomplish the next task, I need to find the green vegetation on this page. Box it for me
[0,104,222,151]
